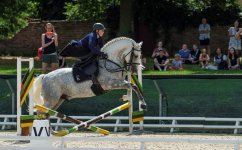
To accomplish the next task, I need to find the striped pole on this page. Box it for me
[53,102,130,137]
[20,68,35,106]
[35,105,109,135]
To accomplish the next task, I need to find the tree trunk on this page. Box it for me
[118,0,133,37]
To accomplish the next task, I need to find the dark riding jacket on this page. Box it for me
[75,32,104,55]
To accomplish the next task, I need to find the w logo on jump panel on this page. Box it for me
[32,127,50,136]
[31,120,51,137]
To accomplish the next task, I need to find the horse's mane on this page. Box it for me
[101,37,139,52]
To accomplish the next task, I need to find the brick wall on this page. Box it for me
[168,26,229,55]
[0,21,94,56]
[139,24,230,56]
[0,20,231,57]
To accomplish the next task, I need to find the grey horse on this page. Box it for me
[32,37,147,110]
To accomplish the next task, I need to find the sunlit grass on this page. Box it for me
[1,57,242,75]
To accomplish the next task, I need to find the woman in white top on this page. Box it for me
[228,20,241,55]
[199,18,211,56]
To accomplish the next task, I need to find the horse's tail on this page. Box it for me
[32,74,45,106]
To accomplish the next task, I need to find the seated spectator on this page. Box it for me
[154,50,169,71]
[179,44,191,64]
[152,41,169,58]
[199,49,210,68]
[228,47,240,70]
[169,54,183,70]
[207,48,228,70]
[190,44,201,64]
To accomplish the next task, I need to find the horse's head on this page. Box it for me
[101,37,144,73]
[123,41,143,73]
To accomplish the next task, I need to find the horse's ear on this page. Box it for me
[139,41,143,47]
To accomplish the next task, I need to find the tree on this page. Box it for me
[0,0,39,39]
[39,0,67,20]
[64,0,115,21]
[118,0,134,37]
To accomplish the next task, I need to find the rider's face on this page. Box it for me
[97,29,105,37]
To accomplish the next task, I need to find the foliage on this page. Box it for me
[134,0,241,42]
[105,3,120,39]
[38,0,67,20]
[0,0,39,39]
[64,0,119,21]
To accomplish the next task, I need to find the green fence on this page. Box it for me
[1,76,242,118]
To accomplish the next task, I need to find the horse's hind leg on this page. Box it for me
[52,99,65,110]
[43,95,64,110]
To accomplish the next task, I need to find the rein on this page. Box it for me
[102,44,141,73]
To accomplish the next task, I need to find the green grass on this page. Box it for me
[0,58,76,74]
[143,57,242,75]
[144,64,242,75]
[1,57,242,74]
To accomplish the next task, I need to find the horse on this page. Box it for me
[32,37,147,110]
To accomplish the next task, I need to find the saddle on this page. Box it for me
[72,57,105,95]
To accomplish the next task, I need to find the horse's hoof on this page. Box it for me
[141,103,147,110]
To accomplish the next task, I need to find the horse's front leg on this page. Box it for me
[121,80,147,110]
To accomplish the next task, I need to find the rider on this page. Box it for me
[70,23,108,59]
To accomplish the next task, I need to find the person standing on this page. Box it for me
[41,22,58,74]
[228,20,241,55]
[199,18,211,56]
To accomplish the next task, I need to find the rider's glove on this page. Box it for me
[101,52,108,59]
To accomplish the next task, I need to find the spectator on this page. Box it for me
[199,18,211,56]
[151,41,169,58]
[228,47,240,70]
[169,54,183,70]
[41,22,58,74]
[179,44,191,64]
[154,50,169,71]
[199,49,210,68]
[190,44,201,64]
[228,20,241,55]
[207,48,228,70]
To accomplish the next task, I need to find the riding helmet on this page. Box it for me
[93,23,106,31]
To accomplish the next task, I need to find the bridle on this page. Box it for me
[102,44,142,73]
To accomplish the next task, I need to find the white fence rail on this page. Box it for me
[0,136,242,150]
[1,115,242,134]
